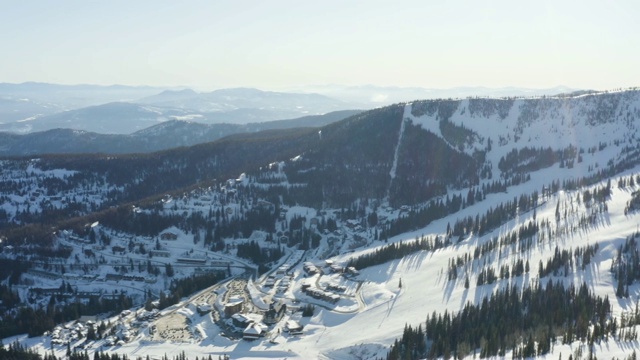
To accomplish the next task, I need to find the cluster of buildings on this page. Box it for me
[50,321,96,346]
[300,283,340,303]
[176,257,207,265]
[276,250,305,275]
[104,273,157,283]
[263,273,292,295]
[303,262,319,275]
[230,312,269,340]
[324,259,344,273]
[224,292,299,341]
[326,283,347,293]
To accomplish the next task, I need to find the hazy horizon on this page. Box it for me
[0,80,580,93]
[1,1,639,91]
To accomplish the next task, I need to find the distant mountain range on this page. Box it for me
[0,84,356,133]
[0,102,194,134]
[0,96,64,123]
[0,82,167,109]
[0,82,579,136]
[137,87,348,114]
[0,110,362,156]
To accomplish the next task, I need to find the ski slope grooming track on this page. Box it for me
[387,107,408,198]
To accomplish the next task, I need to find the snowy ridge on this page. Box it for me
[407,91,640,160]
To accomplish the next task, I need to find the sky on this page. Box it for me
[1,0,639,91]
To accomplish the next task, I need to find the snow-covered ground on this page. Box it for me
[5,160,640,359]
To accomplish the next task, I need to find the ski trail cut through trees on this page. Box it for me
[387,104,409,200]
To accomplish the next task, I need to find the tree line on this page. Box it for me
[347,235,449,270]
[0,293,133,338]
[386,281,612,359]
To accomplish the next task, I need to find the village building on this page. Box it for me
[78,315,99,324]
[275,265,288,275]
[149,250,171,258]
[231,313,252,328]
[160,232,178,240]
[257,200,275,212]
[285,320,303,334]
[263,301,287,325]
[327,284,347,293]
[122,275,145,282]
[242,323,266,340]
[27,269,60,280]
[105,274,123,282]
[346,266,360,276]
[197,303,213,315]
[324,259,334,267]
[303,262,319,275]
[29,287,64,296]
[345,219,360,229]
[224,296,244,317]
[302,285,341,303]
[176,257,207,265]
[63,273,81,280]
[264,275,276,287]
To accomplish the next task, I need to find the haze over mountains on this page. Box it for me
[0,110,362,156]
[0,82,575,137]
[291,84,577,106]
[0,83,353,134]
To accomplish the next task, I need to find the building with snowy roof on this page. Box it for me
[242,323,266,340]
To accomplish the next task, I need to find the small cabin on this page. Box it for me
[160,232,178,241]
[285,320,303,334]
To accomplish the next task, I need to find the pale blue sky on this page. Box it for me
[1,0,638,91]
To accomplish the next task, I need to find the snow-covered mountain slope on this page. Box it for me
[406,90,640,161]
[5,89,640,360]
[14,124,640,360]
